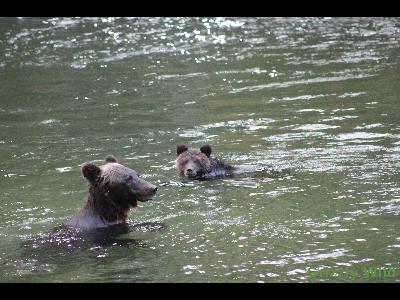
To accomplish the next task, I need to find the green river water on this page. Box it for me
[1,17,400,282]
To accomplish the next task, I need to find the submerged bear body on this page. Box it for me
[68,155,157,230]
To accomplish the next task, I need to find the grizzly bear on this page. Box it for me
[176,144,264,179]
[176,144,290,179]
[68,155,157,230]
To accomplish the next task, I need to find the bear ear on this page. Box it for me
[177,144,188,156]
[105,155,118,163]
[81,163,101,183]
[200,144,212,157]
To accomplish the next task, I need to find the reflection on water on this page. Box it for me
[1,17,400,282]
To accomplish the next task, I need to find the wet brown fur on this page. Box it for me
[68,156,157,230]
[176,144,235,178]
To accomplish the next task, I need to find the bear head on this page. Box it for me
[176,144,212,178]
[81,155,157,223]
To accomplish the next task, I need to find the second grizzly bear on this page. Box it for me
[176,144,262,179]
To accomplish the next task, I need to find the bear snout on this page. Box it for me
[184,163,198,177]
[136,181,158,202]
[148,185,158,195]
[185,168,202,178]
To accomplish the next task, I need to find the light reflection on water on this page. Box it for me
[1,17,400,282]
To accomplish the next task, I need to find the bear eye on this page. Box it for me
[125,175,133,182]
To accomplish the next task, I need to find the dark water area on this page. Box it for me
[1,17,400,282]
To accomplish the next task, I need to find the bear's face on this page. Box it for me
[176,144,212,178]
[82,155,157,209]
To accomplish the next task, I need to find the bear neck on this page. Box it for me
[85,185,130,225]
[205,157,235,178]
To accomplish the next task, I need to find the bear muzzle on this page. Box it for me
[137,183,158,202]
[185,169,204,178]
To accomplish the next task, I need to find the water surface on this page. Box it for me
[1,17,400,282]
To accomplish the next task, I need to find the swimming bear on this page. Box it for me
[68,155,157,230]
[175,144,283,179]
